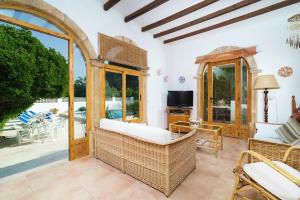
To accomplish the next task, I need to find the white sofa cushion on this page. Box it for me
[99,119,173,144]
[254,123,283,143]
[243,161,300,200]
[99,118,127,133]
[126,123,173,144]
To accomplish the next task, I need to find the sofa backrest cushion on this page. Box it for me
[99,119,173,144]
[126,123,173,144]
[255,123,282,141]
[100,118,127,133]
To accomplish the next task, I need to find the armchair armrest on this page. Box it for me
[236,150,300,187]
[283,146,300,162]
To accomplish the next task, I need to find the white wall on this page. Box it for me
[45,0,171,128]
[166,5,300,124]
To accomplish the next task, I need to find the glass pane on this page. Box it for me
[241,60,248,125]
[74,43,86,139]
[105,72,123,120]
[203,66,208,121]
[212,64,235,123]
[0,8,64,33]
[126,75,139,120]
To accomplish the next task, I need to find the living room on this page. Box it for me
[0,0,300,200]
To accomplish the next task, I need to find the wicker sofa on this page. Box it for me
[95,119,196,196]
[249,122,300,171]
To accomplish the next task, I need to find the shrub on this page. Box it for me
[77,107,86,112]
[50,108,59,114]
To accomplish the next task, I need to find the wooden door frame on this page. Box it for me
[0,8,91,160]
[207,59,240,137]
[202,58,252,138]
[100,64,145,123]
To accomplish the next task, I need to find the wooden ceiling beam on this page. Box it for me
[125,0,169,23]
[164,0,300,44]
[103,0,121,11]
[154,0,261,38]
[142,0,218,32]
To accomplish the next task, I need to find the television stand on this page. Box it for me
[167,107,192,133]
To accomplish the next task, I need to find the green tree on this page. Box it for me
[0,25,68,128]
[74,76,86,97]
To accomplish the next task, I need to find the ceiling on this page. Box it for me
[102,0,299,44]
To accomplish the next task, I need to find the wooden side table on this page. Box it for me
[169,121,223,156]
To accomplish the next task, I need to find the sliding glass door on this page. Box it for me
[105,71,123,120]
[101,65,143,123]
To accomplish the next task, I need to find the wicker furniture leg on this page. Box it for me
[220,129,223,150]
[213,130,218,157]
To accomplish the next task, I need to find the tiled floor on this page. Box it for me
[0,137,265,200]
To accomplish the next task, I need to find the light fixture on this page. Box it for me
[254,75,280,123]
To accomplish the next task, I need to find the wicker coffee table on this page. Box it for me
[169,121,223,156]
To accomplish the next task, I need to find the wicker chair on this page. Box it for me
[231,146,300,200]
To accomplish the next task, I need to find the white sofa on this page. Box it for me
[95,119,196,196]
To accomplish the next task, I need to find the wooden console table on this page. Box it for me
[169,121,223,156]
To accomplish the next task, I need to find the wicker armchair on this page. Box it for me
[231,146,300,200]
[249,138,300,171]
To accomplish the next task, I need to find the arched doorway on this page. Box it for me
[0,1,97,165]
[197,46,259,139]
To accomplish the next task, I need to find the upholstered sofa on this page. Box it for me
[94,119,196,196]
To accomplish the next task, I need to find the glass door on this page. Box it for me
[105,70,123,120]
[240,58,251,138]
[69,39,90,160]
[207,59,241,138]
[101,65,143,123]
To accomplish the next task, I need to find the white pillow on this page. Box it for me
[99,118,127,133]
[255,123,282,140]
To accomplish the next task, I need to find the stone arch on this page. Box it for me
[196,46,260,124]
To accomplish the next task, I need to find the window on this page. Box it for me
[101,65,144,122]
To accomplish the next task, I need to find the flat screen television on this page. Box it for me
[167,91,193,107]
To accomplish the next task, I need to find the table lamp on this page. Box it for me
[254,75,280,123]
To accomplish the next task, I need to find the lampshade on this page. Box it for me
[254,75,280,90]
